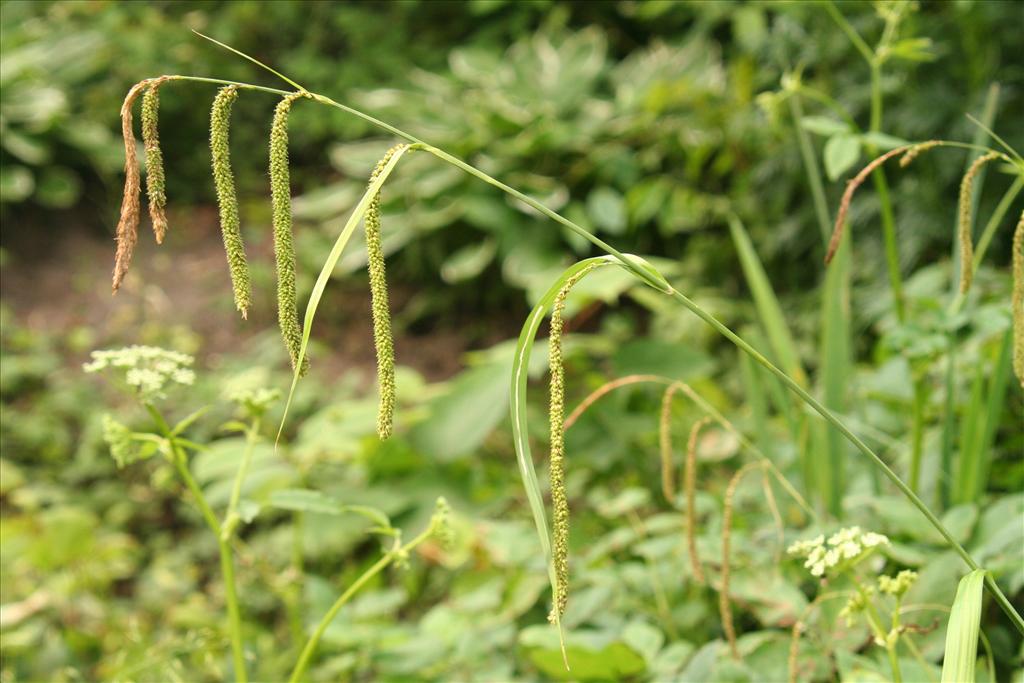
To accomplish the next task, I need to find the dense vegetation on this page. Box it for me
[1,2,1022,682]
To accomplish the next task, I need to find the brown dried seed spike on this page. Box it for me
[826,145,911,265]
[112,79,154,293]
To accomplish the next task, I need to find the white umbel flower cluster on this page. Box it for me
[84,345,194,401]
[787,526,890,577]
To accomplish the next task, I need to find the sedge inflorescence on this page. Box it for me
[141,82,168,244]
[364,144,408,440]
[111,78,419,433]
[787,526,890,578]
[270,92,312,376]
[546,263,598,624]
[210,85,252,318]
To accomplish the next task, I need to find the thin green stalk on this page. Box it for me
[288,526,434,683]
[219,537,247,682]
[788,92,833,244]
[908,381,926,492]
[225,417,261,538]
[146,402,246,682]
[142,72,1024,635]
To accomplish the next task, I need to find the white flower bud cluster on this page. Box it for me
[84,345,194,401]
[787,526,889,577]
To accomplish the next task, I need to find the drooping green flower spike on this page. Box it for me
[210,85,252,318]
[141,81,168,243]
[546,263,596,624]
[364,144,408,440]
[269,92,311,375]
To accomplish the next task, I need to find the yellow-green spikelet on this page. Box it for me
[269,92,310,375]
[365,144,408,440]
[141,83,168,243]
[546,265,595,624]
[210,86,252,318]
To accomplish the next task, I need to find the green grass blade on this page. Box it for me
[727,214,806,387]
[960,329,1013,503]
[818,231,851,515]
[941,569,987,683]
[276,145,413,443]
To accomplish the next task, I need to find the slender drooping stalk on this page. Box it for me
[658,382,681,503]
[684,417,709,585]
[719,461,765,659]
[210,85,253,318]
[364,145,407,439]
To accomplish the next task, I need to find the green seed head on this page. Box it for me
[269,92,310,376]
[957,151,1001,295]
[546,264,596,624]
[365,144,408,439]
[210,85,252,318]
[141,82,168,243]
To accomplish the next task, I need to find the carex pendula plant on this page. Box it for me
[107,32,1024,676]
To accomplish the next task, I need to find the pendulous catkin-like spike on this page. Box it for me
[210,86,252,318]
[112,79,152,293]
[269,92,311,375]
[719,461,764,661]
[658,382,682,504]
[826,145,911,265]
[141,82,168,244]
[1013,210,1024,388]
[547,264,597,624]
[684,417,710,585]
[957,151,1001,295]
[365,144,408,440]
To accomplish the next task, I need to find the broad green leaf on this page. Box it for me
[941,569,986,683]
[268,488,392,529]
[824,133,861,180]
[409,358,509,461]
[440,238,497,283]
[800,116,850,137]
[587,186,627,234]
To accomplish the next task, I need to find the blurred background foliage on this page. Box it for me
[1,1,1022,681]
